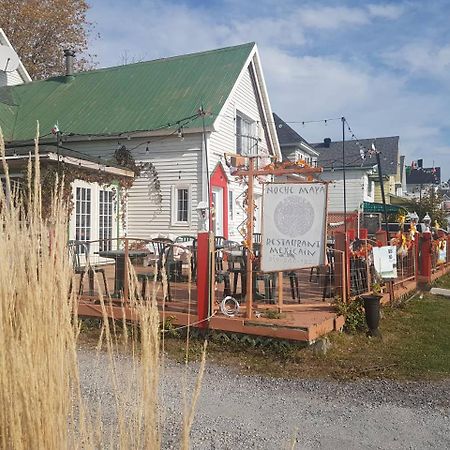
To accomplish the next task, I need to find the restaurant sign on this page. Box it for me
[261,183,328,272]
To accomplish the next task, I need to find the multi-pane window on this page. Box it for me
[176,188,189,223]
[236,112,255,155]
[99,190,113,251]
[75,187,91,253]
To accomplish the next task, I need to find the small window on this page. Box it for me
[172,186,190,224]
[236,112,255,155]
[229,190,234,221]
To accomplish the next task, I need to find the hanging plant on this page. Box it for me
[138,161,163,218]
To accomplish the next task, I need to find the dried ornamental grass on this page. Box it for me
[0,127,206,449]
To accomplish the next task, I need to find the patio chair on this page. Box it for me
[174,235,196,243]
[215,248,231,299]
[68,240,109,296]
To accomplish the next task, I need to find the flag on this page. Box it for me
[411,160,417,169]
[417,159,423,169]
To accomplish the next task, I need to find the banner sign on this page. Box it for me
[261,183,328,272]
[373,245,397,279]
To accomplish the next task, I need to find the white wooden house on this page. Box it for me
[0,28,31,86]
[0,43,281,248]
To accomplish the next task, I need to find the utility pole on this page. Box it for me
[375,148,389,233]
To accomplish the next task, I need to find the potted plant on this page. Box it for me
[360,279,384,337]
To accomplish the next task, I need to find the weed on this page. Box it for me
[333,296,366,334]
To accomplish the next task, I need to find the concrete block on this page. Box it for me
[430,287,450,297]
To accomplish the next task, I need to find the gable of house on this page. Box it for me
[273,113,318,163]
[0,29,32,88]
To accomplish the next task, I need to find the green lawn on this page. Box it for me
[163,282,450,380]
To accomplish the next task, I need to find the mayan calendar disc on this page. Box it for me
[274,196,315,237]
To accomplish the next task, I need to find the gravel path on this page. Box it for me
[78,347,450,449]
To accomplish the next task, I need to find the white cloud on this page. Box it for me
[383,41,450,77]
[87,0,450,178]
[367,3,405,19]
[296,6,369,30]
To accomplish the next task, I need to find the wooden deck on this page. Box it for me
[77,261,344,343]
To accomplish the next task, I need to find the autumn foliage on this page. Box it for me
[0,0,95,80]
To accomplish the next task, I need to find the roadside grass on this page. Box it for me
[160,286,450,381]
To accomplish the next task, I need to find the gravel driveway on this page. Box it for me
[78,347,450,449]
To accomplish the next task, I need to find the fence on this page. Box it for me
[333,228,450,304]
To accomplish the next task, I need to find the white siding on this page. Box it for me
[208,63,270,240]
[0,69,25,86]
[65,134,202,240]
[321,170,366,212]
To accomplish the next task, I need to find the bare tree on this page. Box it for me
[0,0,96,80]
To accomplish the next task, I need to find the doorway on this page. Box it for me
[212,187,224,237]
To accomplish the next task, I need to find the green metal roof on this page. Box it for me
[0,42,255,142]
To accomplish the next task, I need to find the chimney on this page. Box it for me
[324,138,331,148]
[63,49,75,76]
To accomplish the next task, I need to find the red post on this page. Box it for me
[419,232,432,285]
[196,232,213,328]
[359,228,368,240]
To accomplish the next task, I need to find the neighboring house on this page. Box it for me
[0,29,32,86]
[405,166,441,198]
[311,136,403,214]
[0,43,281,249]
[273,113,318,166]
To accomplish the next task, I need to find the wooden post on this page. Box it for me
[197,232,213,327]
[123,237,129,301]
[277,271,283,311]
[246,157,255,319]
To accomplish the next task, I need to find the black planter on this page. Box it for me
[361,294,382,337]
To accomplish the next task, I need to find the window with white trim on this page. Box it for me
[99,190,114,251]
[236,112,256,155]
[71,182,117,257]
[172,185,191,224]
[75,187,91,252]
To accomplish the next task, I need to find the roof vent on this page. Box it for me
[324,138,331,148]
[63,49,75,76]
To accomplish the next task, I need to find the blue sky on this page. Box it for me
[87,0,450,180]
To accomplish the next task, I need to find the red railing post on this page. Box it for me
[418,232,432,286]
[196,232,214,328]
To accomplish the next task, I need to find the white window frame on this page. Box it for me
[236,110,256,156]
[99,189,115,252]
[171,184,191,226]
[70,180,118,258]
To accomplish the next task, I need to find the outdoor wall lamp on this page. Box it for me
[196,201,209,232]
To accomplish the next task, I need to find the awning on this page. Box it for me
[363,201,408,214]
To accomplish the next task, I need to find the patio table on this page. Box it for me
[98,249,149,295]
